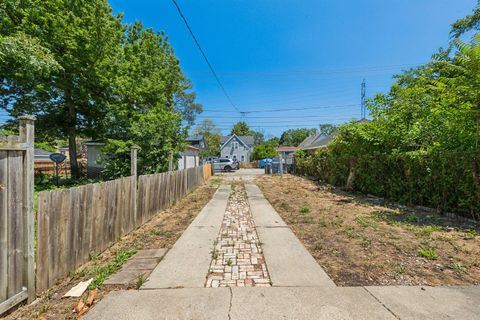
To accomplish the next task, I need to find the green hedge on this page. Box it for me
[295,149,480,220]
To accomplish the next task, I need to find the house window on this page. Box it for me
[241,155,245,161]
[233,154,237,160]
[233,141,239,149]
[225,155,229,158]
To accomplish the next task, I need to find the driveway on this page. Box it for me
[214,168,264,181]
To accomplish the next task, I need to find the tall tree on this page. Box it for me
[231,121,251,136]
[193,118,221,156]
[319,123,336,135]
[451,1,480,38]
[0,0,124,178]
[1,1,202,178]
[279,128,317,146]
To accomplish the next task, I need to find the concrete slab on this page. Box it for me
[103,249,168,287]
[134,248,168,259]
[256,226,336,288]
[246,183,335,287]
[230,287,396,320]
[245,184,287,227]
[142,185,231,289]
[84,288,231,320]
[189,184,230,227]
[365,285,480,320]
[121,258,158,270]
[103,269,153,287]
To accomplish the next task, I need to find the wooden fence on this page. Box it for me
[36,177,135,292]
[0,117,36,315]
[34,160,70,176]
[203,163,212,180]
[36,165,210,293]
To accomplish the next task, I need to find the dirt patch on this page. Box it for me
[3,183,217,320]
[256,174,480,287]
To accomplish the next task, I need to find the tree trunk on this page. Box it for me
[65,84,80,179]
[473,159,480,194]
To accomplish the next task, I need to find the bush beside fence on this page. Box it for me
[296,150,480,220]
[36,165,211,293]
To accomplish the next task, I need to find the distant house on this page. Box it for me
[276,146,298,165]
[185,135,207,150]
[178,145,200,170]
[220,134,254,162]
[298,133,336,153]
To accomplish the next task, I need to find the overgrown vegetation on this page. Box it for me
[296,3,480,219]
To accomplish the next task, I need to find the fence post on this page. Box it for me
[279,152,284,175]
[18,115,36,302]
[131,146,138,226]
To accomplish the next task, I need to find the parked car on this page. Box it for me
[212,158,236,172]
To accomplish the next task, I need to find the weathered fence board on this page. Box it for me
[8,151,23,298]
[136,166,206,223]
[203,163,212,180]
[36,176,135,292]
[35,165,210,294]
[0,151,8,302]
[0,116,35,315]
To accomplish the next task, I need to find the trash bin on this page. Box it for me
[264,163,272,174]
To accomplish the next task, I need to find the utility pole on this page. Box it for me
[361,79,366,119]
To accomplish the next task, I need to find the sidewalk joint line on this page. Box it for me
[228,287,233,320]
[362,287,400,319]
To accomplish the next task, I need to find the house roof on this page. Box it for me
[277,146,298,152]
[356,118,371,123]
[185,145,200,151]
[220,135,254,148]
[186,135,204,142]
[298,133,335,150]
[34,148,53,157]
[83,140,105,146]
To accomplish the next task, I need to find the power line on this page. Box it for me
[171,0,240,114]
[196,114,355,120]
[190,103,359,113]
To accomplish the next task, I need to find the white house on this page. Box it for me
[220,134,254,162]
[178,145,200,170]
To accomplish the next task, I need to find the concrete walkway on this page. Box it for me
[86,177,480,320]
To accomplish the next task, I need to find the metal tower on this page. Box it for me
[361,79,366,119]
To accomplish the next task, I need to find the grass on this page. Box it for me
[135,273,148,289]
[256,174,480,287]
[211,240,219,259]
[416,248,439,260]
[446,262,467,274]
[88,248,137,289]
[89,251,102,261]
[299,206,311,214]
[210,177,223,186]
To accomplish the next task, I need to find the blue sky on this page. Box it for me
[7,1,477,138]
[112,0,473,138]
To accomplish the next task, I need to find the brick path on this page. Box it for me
[205,185,271,287]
